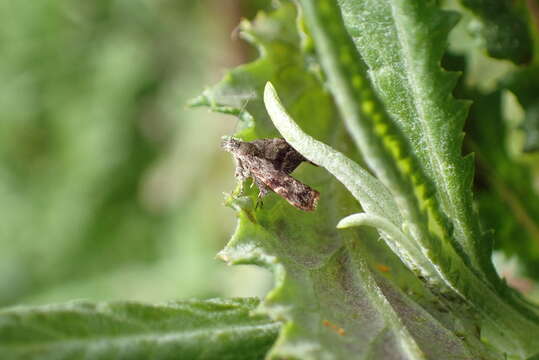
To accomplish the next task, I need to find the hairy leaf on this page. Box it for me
[0,298,278,360]
[298,0,539,357]
[196,0,539,359]
[196,3,504,359]
[264,82,441,282]
[335,0,496,283]
[265,79,539,359]
[222,215,493,360]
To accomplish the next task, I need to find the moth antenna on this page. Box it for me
[233,99,250,133]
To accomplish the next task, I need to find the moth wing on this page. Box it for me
[248,158,319,211]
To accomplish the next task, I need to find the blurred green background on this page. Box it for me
[0,0,272,307]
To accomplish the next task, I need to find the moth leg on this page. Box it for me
[235,159,250,193]
[252,176,270,210]
[254,176,271,198]
[255,190,268,210]
[234,159,245,180]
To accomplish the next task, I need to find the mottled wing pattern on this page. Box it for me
[251,138,307,174]
[244,156,319,212]
[222,137,319,211]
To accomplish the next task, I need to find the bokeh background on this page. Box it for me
[0,0,272,307]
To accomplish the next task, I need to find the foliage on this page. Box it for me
[0,298,278,360]
[196,0,539,358]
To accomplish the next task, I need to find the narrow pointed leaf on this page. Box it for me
[335,0,495,282]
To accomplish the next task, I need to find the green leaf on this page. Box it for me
[335,0,496,283]
[199,4,485,359]
[0,298,279,360]
[196,1,539,359]
[264,82,442,283]
[189,3,324,140]
[222,215,494,360]
[264,79,539,358]
[297,0,539,356]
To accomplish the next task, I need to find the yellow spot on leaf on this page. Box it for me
[323,320,346,336]
[376,264,391,273]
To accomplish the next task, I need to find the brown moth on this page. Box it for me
[221,137,320,211]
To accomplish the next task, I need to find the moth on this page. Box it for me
[221,137,320,211]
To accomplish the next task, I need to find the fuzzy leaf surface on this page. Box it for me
[0,298,279,360]
[299,0,539,356]
[336,0,494,281]
[196,3,502,359]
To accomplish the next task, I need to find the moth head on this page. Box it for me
[221,136,240,151]
[221,136,255,156]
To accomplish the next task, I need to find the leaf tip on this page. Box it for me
[187,94,209,108]
[336,213,363,229]
[216,251,231,264]
[263,81,277,105]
